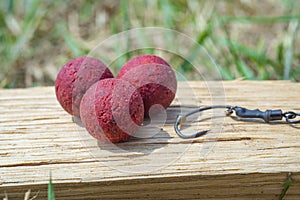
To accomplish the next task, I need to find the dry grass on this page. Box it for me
[3,190,39,200]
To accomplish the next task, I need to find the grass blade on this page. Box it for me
[57,23,85,57]
[279,172,292,200]
[219,15,300,24]
[48,173,55,200]
[284,20,298,79]
[10,0,47,59]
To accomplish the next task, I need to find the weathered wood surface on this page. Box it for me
[0,81,299,199]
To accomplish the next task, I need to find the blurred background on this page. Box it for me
[0,0,299,88]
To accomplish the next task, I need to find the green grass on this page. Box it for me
[279,172,292,200]
[48,173,55,200]
[0,0,300,88]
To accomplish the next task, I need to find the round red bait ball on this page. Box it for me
[55,57,113,117]
[80,78,144,143]
[117,55,177,116]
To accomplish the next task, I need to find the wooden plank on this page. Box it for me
[0,81,300,199]
[2,173,299,200]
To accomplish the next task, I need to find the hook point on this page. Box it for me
[177,114,186,130]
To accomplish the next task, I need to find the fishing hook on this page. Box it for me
[174,105,300,139]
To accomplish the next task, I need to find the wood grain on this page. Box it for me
[0,81,299,199]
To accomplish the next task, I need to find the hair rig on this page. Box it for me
[174,105,300,139]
